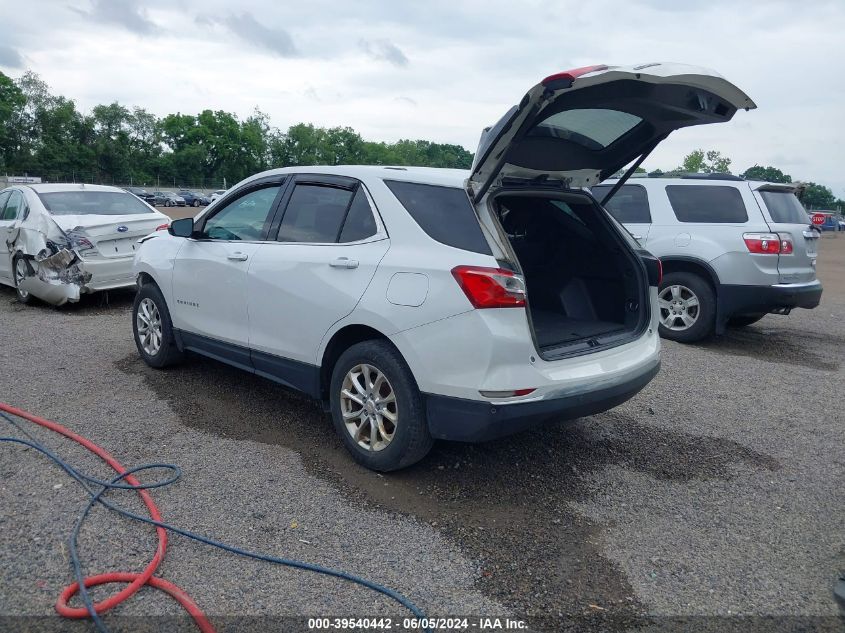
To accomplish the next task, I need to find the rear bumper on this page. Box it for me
[424,358,659,442]
[80,256,136,292]
[719,280,823,319]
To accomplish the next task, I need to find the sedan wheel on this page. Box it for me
[136,297,163,356]
[658,284,700,331]
[14,257,32,304]
[193,199,200,207]
[340,363,398,452]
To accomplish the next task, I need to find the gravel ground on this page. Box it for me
[1,236,843,633]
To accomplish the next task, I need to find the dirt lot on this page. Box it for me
[1,236,843,632]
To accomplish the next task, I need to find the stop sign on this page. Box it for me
[811,213,826,226]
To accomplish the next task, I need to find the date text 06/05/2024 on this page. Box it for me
[307,617,528,630]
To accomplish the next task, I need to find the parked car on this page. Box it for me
[178,190,210,207]
[124,186,156,204]
[0,184,169,306]
[152,191,186,207]
[816,213,841,232]
[592,175,822,342]
[132,62,753,470]
[209,189,227,203]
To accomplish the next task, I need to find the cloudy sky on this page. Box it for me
[1,0,843,194]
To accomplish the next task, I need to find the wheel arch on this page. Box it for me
[659,256,721,293]
[319,324,393,402]
[659,256,730,334]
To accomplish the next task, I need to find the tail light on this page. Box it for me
[743,233,794,254]
[156,223,170,231]
[451,265,526,309]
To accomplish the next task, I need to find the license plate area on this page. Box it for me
[805,237,818,256]
[99,238,139,257]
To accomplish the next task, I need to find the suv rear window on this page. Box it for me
[665,185,748,223]
[591,184,651,223]
[385,181,491,255]
[759,190,809,224]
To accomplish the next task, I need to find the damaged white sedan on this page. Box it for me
[0,184,170,306]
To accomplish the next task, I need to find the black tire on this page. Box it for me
[657,272,716,343]
[132,282,183,368]
[165,200,172,207]
[329,340,433,472]
[12,255,34,305]
[727,313,766,328]
[192,199,200,207]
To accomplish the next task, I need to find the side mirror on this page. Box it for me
[169,217,194,238]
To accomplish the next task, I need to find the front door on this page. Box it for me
[170,179,285,367]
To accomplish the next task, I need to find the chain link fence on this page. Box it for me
[1,173,229,194]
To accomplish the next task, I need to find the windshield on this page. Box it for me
[760,190,809,224]
[38,191,154,216]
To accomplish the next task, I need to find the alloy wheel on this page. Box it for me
[340,364,398,452]
[136,297,163,356]
[658,284,700,331]
[14,258,29,300]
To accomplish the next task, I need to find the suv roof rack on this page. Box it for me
[673,172,745,181]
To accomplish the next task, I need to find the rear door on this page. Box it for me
[753,184,819,284]
[468,63,756,202]
[247,175,389,386]
[590,183,653,245]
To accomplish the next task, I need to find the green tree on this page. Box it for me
[799,182,836,210]
[0,71,25,171]
[742,165,791,183]
[678,149,732,174]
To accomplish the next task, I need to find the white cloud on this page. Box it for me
[1,0,844,195]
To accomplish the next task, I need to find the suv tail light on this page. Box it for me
[743,233,786,254]
[451,265,526,308]
[778,234,794,254]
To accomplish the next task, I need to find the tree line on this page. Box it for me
[0,69,840,211]
[0,71,473,189]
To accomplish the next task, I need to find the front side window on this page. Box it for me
[37,191,153,216]
[277,185,354,243]
[202,185,281,240]
[591,184,652,223]
[665,185,748,223]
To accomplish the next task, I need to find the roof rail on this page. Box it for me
[674,172,745,181]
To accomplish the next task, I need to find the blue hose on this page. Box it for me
[1,410,431,633]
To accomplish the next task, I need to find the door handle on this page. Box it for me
[227,252,249,261]
[329,257,359,269]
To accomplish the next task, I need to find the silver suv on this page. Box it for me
[593,174,822,342]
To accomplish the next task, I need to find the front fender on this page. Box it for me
[133,233,185,308]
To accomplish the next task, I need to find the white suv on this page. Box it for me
[132,63,753,470]
[592,175,822,342]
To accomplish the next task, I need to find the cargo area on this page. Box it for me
[494,192,647,357]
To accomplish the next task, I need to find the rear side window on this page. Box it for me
[591,184,651,223]
[385,180,491,255]
[338,188,377,242]
[759,191,808,224]
[277,185,353,243]
[666,185,748,223]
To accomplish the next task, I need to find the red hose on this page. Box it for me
[0,402,215,633]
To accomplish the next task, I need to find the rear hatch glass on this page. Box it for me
[759,190,809,224]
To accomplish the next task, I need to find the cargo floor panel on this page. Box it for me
[531,311,626,348]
